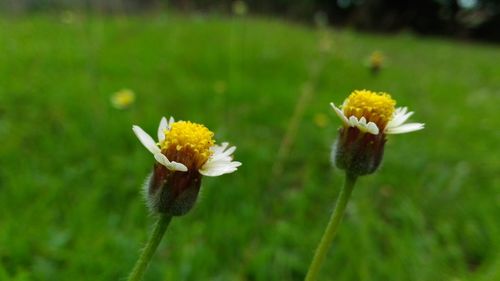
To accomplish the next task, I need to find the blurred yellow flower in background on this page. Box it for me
[318,33,333,53]
[111,89,135,109]
[314,113,328,128]
[369,51,384,74]
[232,0,248,16]
[60,10,76,24]
[213,80,227,94]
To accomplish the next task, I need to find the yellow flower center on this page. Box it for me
[160,121,215,170]
[343,90,396,130]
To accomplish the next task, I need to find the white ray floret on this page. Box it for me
[199,142,241,176]
[330,103,424,135]
[133,124,188,172]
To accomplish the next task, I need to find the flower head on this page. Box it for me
[111,89,135,109]
[133,117,241,215]
[232,0,248,16]
[369,51,384,74]
[331,90,424,176]
[370,51,384,66]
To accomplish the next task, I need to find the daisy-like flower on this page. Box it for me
[133,117,241,215]
[305,90,424,280]
[331,90,424,176]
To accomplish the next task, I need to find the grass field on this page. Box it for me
[0,13,499,281]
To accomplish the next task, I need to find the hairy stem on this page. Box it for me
[127,214,172,281]
[305,172,358,281]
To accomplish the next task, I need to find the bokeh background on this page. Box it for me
[1,1,499,280]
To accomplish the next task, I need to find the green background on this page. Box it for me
[0,13,499,280]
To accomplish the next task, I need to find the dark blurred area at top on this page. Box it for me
[3,0,500,42]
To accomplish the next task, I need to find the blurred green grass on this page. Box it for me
[0,13,499,281]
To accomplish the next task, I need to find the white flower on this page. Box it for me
[132,117,241,177]
[331,90,425,176]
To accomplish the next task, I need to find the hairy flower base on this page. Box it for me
[333,127,386,176]
[147,164,202,216]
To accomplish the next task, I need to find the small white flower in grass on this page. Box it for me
[133,117,241,215]
[331,90,424,176]
[305,90,424,280]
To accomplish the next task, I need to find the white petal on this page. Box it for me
[365,122,380,135]
[154,153,188,172]
[203,161,241,170]
[385,123,425,134]
[210,144,236,162]
[211,142,228,152]
[153,153,169,167]
[200,161,241,177]
[200,144,240,177]
[330,103,349,125]
[199,167,235,177]
[132,125,161,155]
[346,116,380,135]
[394,107,408,116]
[170,162,188,172]
[348,116,359,127]
[167,116,175,129]
[387,107,414,129]
[210,143,235,159]
[201,160,241,171]
[338,114,380,135]
[212,142,229,154]
[157,117,168,142]
[357,120,378,134]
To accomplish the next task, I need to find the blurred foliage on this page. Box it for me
[2,0,500,41]
[0,13,499,281]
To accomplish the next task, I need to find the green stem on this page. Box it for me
[305,172,358,281]
[127,214,173,281]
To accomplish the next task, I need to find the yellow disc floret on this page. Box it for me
[160,121,215,170]
[343,90,396,130]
